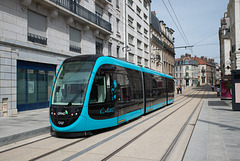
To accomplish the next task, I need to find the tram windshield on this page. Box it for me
[51,61,94,106]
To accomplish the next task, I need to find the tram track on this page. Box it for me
[0,88,198,161]
[0,88,194,154]
[101,89,206,161]
[160,89,207,161]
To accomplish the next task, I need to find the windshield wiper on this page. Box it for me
[67,89,84,107]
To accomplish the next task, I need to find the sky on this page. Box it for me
[151,0,229,64]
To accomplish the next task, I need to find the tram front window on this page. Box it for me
[52,61,94,106]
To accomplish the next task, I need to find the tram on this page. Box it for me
[50,55,174,137]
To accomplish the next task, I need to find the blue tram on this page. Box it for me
[50,55,174,137]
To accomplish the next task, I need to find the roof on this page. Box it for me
[192,57,209,65]
[175,56,213,66]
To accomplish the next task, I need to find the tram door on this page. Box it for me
[114,73,127,124]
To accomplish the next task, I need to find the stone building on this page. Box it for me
[219,12,231,80]
[175,54,217,87]
[124,0,151,67]
[150,11,175,75]
[226,0,240,70]
[0,0,117,116]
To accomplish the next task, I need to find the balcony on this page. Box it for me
[70,45,81,53]
[49,0,112,32]
[95,0,112,6]
[28,33,47,45]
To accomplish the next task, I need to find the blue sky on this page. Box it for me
[151,0,229,63]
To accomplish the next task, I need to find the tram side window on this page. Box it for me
[115,67,143,105]
[89,74,108,104]
[89,65,116,104]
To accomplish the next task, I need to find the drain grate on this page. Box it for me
[208,101,229,106]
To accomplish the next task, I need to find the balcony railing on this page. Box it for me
[28,33,47,45]
[70,45,81,53]
[50,0,111,32]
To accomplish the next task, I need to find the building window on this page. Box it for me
[108,42,112,56]
[144,44,148,52]
[144,14,148,22]
[137,56,142,64]
[96,5,103,17]
[128,0,133,7]
[128,15,134,28]
[69,27,81,53]
[117,18,120,33]
[129,53,134,63]
[145,59,148,67]
[137,23,141,33]
[128,34,134,45]
[117,46,120,58]
[137,39,142,49]
[96,38,103,55]
[144,0,148,9]
[144,28,148,35]
[136,6,141,16]
[186,66,189,70]
[116,0,119,9]
[27,10,47,45]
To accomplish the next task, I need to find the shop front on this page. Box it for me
[17,60,56,111]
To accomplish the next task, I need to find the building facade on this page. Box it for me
[175,54,198,87]
[0,0,116,116]
[227,0,240,70]
[219,12,231,79]
[175,54,217,87]
[150,11,175,75]
[124,0,151,67]
[0,0,155,116]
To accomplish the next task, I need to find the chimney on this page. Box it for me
[152,11,156,16]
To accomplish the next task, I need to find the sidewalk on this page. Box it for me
[0,108,50,147]
[183,93,240,160]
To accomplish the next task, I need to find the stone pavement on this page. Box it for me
[183,96,240,161]
[0,108,50,146]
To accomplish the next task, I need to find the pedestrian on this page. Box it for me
[217,87,220,97]
[177,87,179,94]
[179,85,182,94]
[212,85,214,91]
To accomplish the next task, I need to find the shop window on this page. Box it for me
[17,69,27,105]
[17,61,56,111]
[27,69,38,104]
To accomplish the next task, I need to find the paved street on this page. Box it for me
[0,87,239,161]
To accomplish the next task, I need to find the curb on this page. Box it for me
[0,126,50,147]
